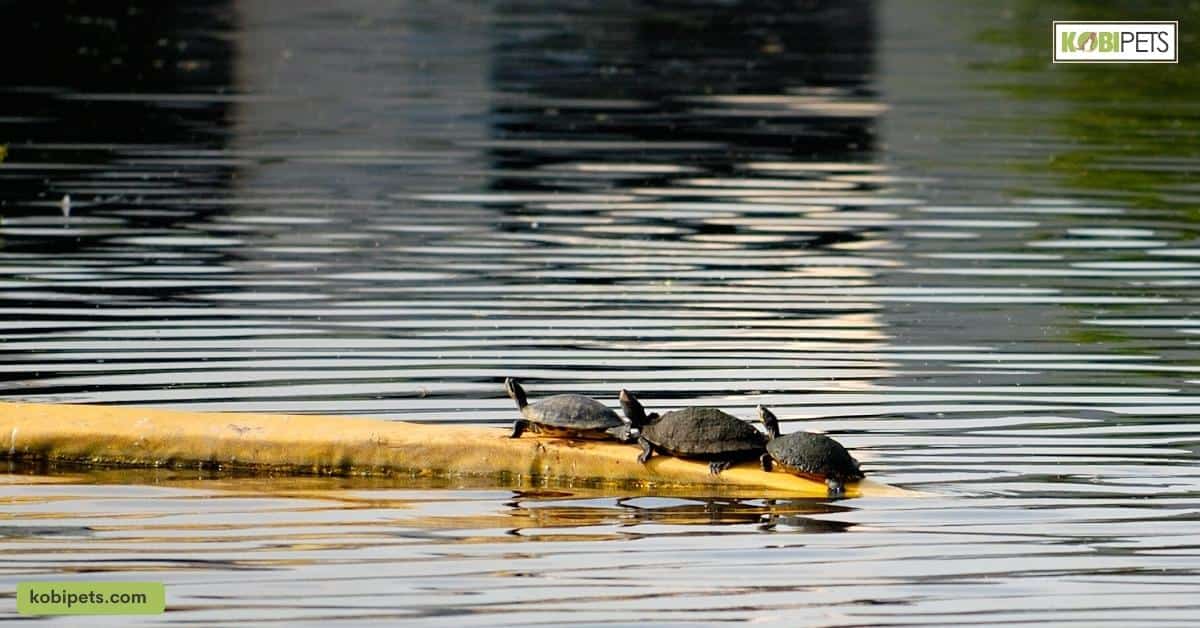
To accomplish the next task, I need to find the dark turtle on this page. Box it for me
[505,378,635,442]
[619,389,767,475]
[758,405,863,495]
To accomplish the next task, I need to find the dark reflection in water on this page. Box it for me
[505,493,854,537]
[488,0,875,171]
[0,1,235,257]
[4,0,1200,625]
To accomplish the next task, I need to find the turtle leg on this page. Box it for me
[826,477,845,496]
[607,424,638,443]
[709,460,732,475]
[510,419,530,439]
[760,453,773,472]
[636,436,654,464]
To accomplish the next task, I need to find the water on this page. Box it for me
[4,0,1200,624]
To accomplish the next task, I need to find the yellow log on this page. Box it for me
[0,401,910,498]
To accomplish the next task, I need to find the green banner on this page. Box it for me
[17,582,165,615]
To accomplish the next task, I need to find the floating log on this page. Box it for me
[0,401,909,498]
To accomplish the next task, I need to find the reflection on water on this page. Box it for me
[3,468,868,624]
[4,467,1200,625]
[4,0,1200,624]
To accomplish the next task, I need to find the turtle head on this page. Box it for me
[758,405,781,439]
[619,389,649,428]
[504,377,527,408]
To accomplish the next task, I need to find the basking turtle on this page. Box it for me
[758,405,863,495]
[505,378,635,442]
[619,389,767,475]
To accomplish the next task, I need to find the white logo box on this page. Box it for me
[1053,21,1178,63]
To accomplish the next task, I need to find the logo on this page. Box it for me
[1053,21,1178,63]
[17,582,165,616]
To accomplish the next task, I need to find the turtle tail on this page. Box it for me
[504,377,528,409]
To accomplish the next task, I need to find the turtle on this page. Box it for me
[618,389,767,475]
[757,405,864,495]
[505,378,636,442]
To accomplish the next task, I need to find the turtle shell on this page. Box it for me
[522,394,625,430]
[766,432,863,481]
[642,407,767,457]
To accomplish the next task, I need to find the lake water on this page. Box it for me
[3,1,1200,625]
